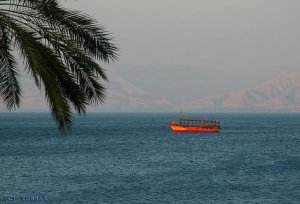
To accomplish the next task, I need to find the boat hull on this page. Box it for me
[169,124,220,133]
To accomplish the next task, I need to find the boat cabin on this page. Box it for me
[174,118,220,129]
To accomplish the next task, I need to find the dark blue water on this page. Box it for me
[0,113,299,204]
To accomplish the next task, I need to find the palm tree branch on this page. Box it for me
[0,0,119,133]
[2,6,107,107]
[17,1,118,62]
[0,26,21,110]
[22,22,109,105]
[3,16,89,132]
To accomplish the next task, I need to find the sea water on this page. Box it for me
[0,113,299,204]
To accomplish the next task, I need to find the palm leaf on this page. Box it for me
[0,26,21,110]
[0,0,118,133]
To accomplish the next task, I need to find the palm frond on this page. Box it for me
[0,0,118,133]
[3,15,84,133]
[0,26,21,110]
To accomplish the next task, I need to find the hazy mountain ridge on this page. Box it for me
[103,68,172,111]
[176,72,300,111]
[1,68,299,112]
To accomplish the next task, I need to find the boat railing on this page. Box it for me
[173,118,220,128]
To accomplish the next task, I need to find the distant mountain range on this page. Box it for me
[102,67,172,111]
[1,66,300,112]
[176,72,300,112]
[103,69,300,112]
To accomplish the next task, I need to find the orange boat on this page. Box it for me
[169,118,221,133]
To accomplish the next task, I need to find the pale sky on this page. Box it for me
[65,0,300,93]
[2,0,300,112]
[64,0,300,70]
